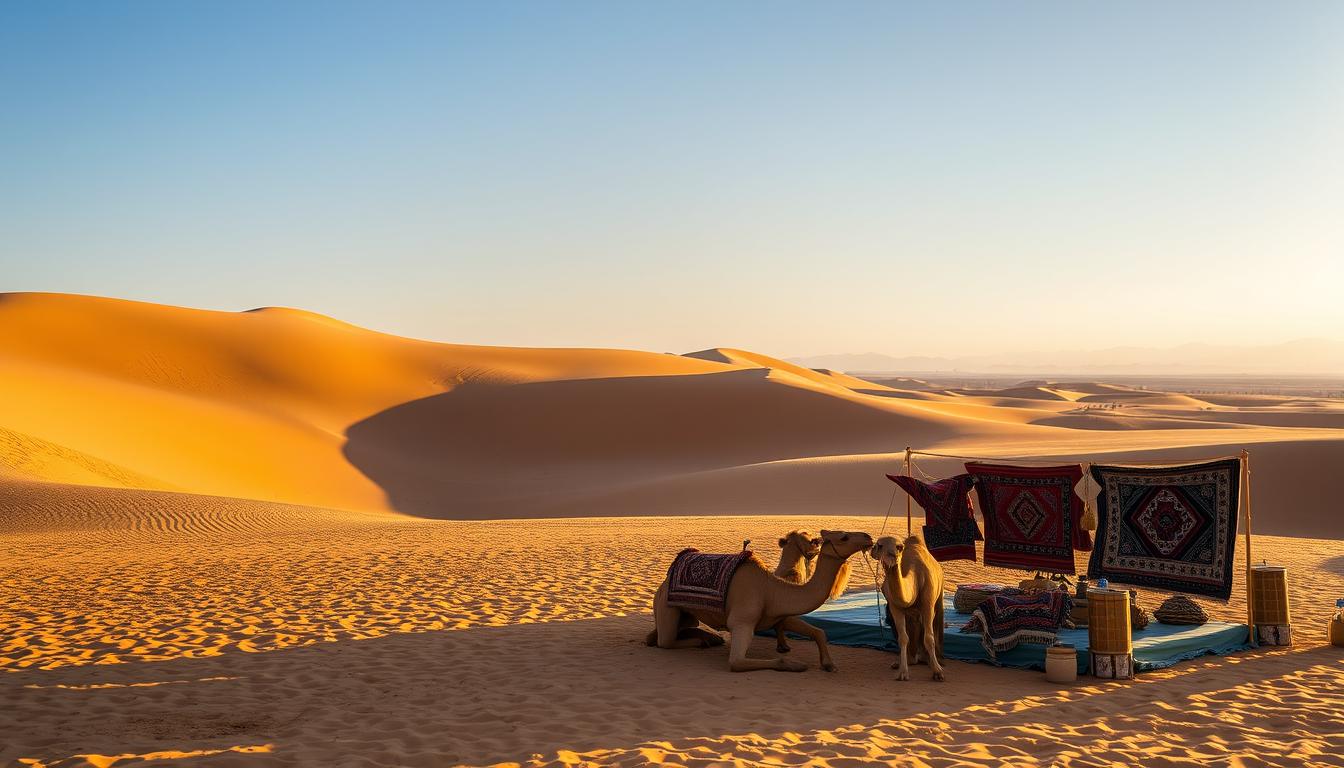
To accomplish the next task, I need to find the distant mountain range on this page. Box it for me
[789,338,1344,376]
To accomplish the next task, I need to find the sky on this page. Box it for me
[3,2,1342,359]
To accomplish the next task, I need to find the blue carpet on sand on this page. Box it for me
[784,592,1252,674]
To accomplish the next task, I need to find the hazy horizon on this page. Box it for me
[4,2,1342,359]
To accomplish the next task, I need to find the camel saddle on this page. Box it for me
[666,548,754,613]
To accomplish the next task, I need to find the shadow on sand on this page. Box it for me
[341,368,957,519]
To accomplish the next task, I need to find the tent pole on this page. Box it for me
[1242,449,1256,648]
[904,446,913,537]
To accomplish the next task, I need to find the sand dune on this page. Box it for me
[4,293,1344,766]
[3,292,1343,533]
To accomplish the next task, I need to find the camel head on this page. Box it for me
[817,530,874,560]
[778,530,822,560]
[869,535,903,572]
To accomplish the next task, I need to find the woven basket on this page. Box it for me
[1250,565,1290,626]
[1153,594,1209,626]
[1087,588,1132,654]
[953,583,1005,614]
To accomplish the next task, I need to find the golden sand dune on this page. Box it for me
[4,293,1344,766]
[3,292,1343,534]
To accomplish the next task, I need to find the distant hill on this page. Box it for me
[790,338,1344,376]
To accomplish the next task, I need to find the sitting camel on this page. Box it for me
[871,535,946,681]
[647,530,873,672]
[772,529,821,653]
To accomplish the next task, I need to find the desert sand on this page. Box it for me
[3,293,1343,767]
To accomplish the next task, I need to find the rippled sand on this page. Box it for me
[5,483,1343,767]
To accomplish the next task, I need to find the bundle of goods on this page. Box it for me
[1153,594,1209,625]
[1129,589,1151,631]
[1018,573,1072,592]
[1071,579,1090,627]
[954,583,1006,614]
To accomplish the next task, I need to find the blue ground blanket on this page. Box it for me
[788,591,1251,674]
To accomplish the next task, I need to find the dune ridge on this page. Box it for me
[3,292,1343,534]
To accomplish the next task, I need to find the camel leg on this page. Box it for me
[778,616,836,672]
[922,607,946,681]
[890,609,911,681]
[653,584,716,650]
[728,620,807,673]
[775,625,791,653]
[907,614,925,665]
[680,626,725,647]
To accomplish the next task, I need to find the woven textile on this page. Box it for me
[966,463,1090,573]
[1086,459,1240,600]
[960,590,1074,661]
[888,473,981,562]
[665,548,754,612]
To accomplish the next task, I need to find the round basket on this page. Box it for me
[1087,588,1132,654]
[1250,565,1290,626]
[954,583,1005,614]
[1153,594,1208,625]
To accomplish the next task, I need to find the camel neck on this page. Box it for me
[885,554,918,609]
[773,552,847,616]
[775,547,808,581]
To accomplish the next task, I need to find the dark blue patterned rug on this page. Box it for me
[1086,459,1241,600]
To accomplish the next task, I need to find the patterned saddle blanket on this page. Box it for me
[665,548,754,613]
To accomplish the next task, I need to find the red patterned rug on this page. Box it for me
[888,473,981,562]
[966,463,1091,573]
[665,548,755,612]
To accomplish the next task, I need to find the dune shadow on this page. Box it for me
[341,368,958,519]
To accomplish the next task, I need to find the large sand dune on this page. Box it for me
[3,292,1342,533]
[5,293,1344,767]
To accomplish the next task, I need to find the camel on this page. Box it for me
[871,535,946,681]
[772,530,821,653]
[647,530,873,672]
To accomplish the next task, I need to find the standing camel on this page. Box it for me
[871,535,946,681]
[772,530,821,653]
[648,530,873,672]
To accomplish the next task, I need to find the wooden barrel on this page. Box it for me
[1250,565,1290,626]
[1087,588,1132,654]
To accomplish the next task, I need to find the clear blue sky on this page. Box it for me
[3,2,1341,357]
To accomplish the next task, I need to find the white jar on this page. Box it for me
[1045,644,1077,683]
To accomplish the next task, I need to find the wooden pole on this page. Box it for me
[1242,449,1256,648]
[904,446,913,537]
